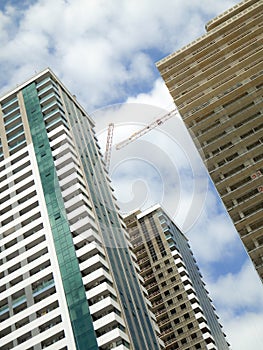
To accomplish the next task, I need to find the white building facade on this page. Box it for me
[0,69,160,350]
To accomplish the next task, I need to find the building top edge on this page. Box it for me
[136,204,162,219]
[0,67,52,102]
[156,0,259,68]
[0,67,95,126]
[137,204,188,240]
[205,0,257,31]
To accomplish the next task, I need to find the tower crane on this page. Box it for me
[104,122,114,171]
[115,107,179,150]
[104,107,179,169]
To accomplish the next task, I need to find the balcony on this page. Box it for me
[215,162,254,189]
[39,92,58,106]
[164,337,177,347]
[38,83,54,97]
[130,232,141,241]
[0,303,9,316]
[73,229,101,250]
[144,273,155,282]
[32,279,55,297]
[160,326,173,336]
[79,254,108,275]
[181,274,192,284]
[184,283,194,293]
[36,76,53,89]
[174,257,185,267]
[228,189,262,213]
[67,205,91,224]
[195,311,206,322]
[222,174,261,202]
[139,256,149,264]
[155,308,167,317]
[43,107,62,122]
[158,317,170,326]
[64,194,91,213]
[97,328,129,348]
[202,108,261,151]
[146,281,158,290]
[1,96,18,110]
[241,224,263,242]
[171,249,181,258]
[151,294,163,304]
[7,128,25,143]
[211,143,262,181]
[89,296,121,317]
[93,311,125,333]
[178,266,188,276]
[82,267,113,288]
[133,241,144,249]
[248,243,263,257]
[235,204,263,229]
[3,105,20,119]
[87,281,116,301]
[5,121,23,135]
[136,248,147,256]
[188,292,198,302]
[140,264,152,274]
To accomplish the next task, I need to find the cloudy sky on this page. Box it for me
[1,0,263,349]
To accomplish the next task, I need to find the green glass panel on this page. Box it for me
[23,83,98,350]
[63,93,160,350]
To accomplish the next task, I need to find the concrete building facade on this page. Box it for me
[125,205,229,350]
[156,0,263,280]
[0,68,161,350]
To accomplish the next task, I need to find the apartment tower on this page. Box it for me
[0,69,161,350]
[125,205,229,350]
[156,0,263,280]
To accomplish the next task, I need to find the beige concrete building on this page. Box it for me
[156,0,263,281]
[125,205,229,350]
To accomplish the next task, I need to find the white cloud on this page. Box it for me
[187,189,240,263]
[1,0,259,348]
[224,312,263,350]
[205,261,263,350]
[127,78,174,110]
[0,0,241,108]
[207,261,263,313]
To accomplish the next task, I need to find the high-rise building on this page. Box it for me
[0,68,161,350]
[124,205,229,350]
[156,0,263,280]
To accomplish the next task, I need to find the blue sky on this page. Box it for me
[1,0,263,348]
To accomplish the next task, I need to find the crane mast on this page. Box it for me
[115,107,179,150]
[104,122,114,171]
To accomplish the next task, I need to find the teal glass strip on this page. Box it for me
[63,94,160,350]
[22,83,98,350]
